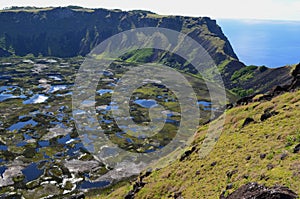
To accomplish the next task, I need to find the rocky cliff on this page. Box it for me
[0,6,237,64]
[0,6,296,96]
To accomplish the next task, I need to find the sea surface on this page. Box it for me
[218,19,300,68]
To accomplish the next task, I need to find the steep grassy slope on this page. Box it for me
[91,89,300,199]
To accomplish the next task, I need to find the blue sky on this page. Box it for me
[0,0,299,21]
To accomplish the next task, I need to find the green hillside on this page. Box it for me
[89,89,300,198]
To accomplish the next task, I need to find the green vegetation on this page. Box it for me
[285,130,300,148]
[231,65,257,82]
[217,60,232,73]
[258,65,268,72]
[122,49,154,63]
[90,90,300,199]
[231,87,254,97]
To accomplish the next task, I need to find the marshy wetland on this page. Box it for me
[0,56,229,198]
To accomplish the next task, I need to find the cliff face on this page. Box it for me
[0,7,237,65]
[0,7,296,96]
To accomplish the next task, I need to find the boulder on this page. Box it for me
[260,111,278,122]
[221,182,298,199]
[179,145,196,161]
[242,117,255,127]
[68,192,85,199]
[293,144,300,153]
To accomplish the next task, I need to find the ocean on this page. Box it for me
[218,19,300,68]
